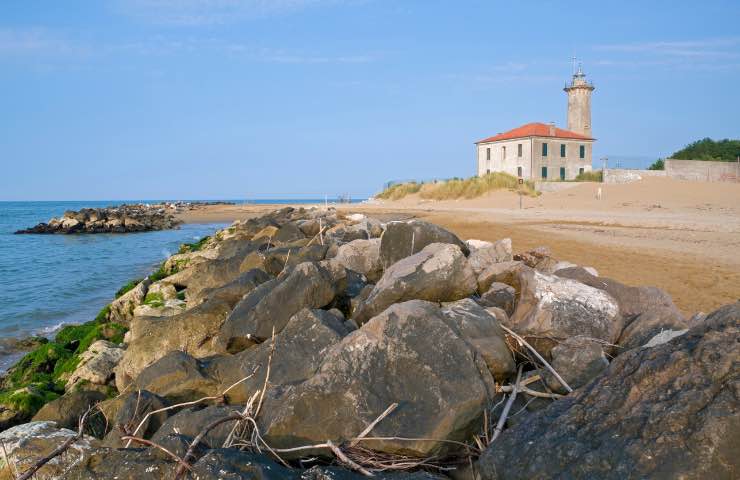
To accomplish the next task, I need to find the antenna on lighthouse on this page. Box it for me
[571,55,577,75]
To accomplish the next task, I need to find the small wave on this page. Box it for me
[39,321,65,336]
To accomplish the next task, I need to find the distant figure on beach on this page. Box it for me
[597,187,602,200]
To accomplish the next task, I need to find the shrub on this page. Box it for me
[376,182,422,200]
[178,235,211,254]
[648,159,665,170]
[574,170,603,182]
[376,173,537,201]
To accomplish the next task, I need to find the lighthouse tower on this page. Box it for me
[564,64,595,137]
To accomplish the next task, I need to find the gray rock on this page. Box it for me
[508,269,622,357]
[543,337,609,393]
[133,351,219,403]
[214,262,337,353]
[260,300,494,459]
[477,302,740,480]
[66,448,176,479]
[66,340,124,390]
[476,261,525,293]
[334,238,383,282]
[108,278,150,325]
[115,298,233,390]
[151,405,243,449]
[440,299,516,382]
[477,282,516,316]
[32,389,108,431]
[188,268,271,307]
[379,220,468,269]
[354,243,477,324]
[466,238,513,276]
[96,390,170,446]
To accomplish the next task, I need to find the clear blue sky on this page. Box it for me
[2,0,739,200]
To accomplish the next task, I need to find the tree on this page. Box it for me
[648,159,664,170]
[670,138,740,162]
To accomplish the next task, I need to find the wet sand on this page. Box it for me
[176,178,740,316]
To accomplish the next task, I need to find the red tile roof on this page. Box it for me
[476,122,594,143]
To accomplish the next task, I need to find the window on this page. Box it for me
[560,144,566,157]
[541,166,548,179]
[517,144,522,157]
[487,169,490,174]
[486,148,491,161]
[579,145,585,159]
[542,143,548,156]
[560,167,566,180]
[579,167,585,175]
[517,166,523,177]
[502,146,507,160]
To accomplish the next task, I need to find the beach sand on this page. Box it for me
[176,177,740,316]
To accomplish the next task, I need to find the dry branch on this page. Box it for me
[121,436,192,472]
[500,325,573,393]
[490,366,522,443]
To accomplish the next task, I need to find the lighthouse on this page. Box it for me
[564,64,595,138]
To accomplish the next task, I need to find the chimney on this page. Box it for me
[548,122,556,136]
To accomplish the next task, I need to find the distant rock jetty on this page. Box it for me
[15,203,185,234]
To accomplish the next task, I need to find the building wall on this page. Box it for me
[530,138,593,180]
[566,87,593,137]
[665,159,739,182]
[477,137,592,180]
[476,139,533,178]
[603,169,666,184]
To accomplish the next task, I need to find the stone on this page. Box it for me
[207,308,351,404]
[147,281,178,301]
[260,300,494,459]
[115,298,233,390]
[477,302,740,480]
[379,220,468,269]
[263,244,329,276]
[97,390,170,446]
[334,238,383,282]
[32,389,108,431]
[66,340,124,390]
[476,261,525,293]
[180,254,253,300]
[440,299,516,382]
[643,328,688,348]
[151,405,243,449]
[466,238,513,276]
[108,278,150,325]
[353,243,477,324]
[252,225,279,241]
[0,421,100,479]
[215,262,337,353]
[508,269,622,357]
[477,282,516,315]
[133,351,219,403]
[132,299,186,317]
[65,448,176,479]
[188,268,271,307]
[556,267,689,350]
[191,449,300,479]
[543,337,609,393]
[274,222,306,243]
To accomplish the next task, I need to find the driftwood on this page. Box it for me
[490,366,522,443]
[500,325,573,393]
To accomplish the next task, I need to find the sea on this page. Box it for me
[0,199,354,372]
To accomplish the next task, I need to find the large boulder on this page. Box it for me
[353,243,477,324]
[115,298,233,390]
[188,268,271,307]
[208,308,350,404]
[214,262,338,353]
[379,220,468,269]
[466,238,513,276]
[151,405,243,449]
[477,302,740,480]
[96,390,170,446]
[65,448,176,479]
[508,269,622,357]
[65,340,124,390]
[477,282,516,316]
[108,278,150,325]
[476,261,526,293]
[0,422,100,479]
[440,299,516,382]
[133,351,219,403]
[262,244,329,276]
[32,389,108,431]
[556,267,690,350]
[542,337,610,394]
[259,300,494,458]
[334,238,383,282]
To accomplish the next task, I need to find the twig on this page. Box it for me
[125,369,258,447]
[500,325,573,393]
[490,366,522,443]
[254,326,277,419]
[1,439,17,479]
[17,408,91,480]
[120,436,192,472]
[498,385,563,399]
[350,403,399,447]
[174,413,245,479]
[327,440,374,477]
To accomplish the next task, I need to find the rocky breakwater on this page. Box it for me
[14,203,182,234]
[0,207,737,479]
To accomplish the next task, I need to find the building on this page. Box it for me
[476,66,595,181]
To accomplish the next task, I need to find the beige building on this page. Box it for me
[476,66,595,181]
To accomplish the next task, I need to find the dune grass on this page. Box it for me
[377,173,537,201]
[574,170,603,182]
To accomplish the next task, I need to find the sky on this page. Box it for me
[1,0,739,200]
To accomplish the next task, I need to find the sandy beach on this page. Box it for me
[176,177,740,316]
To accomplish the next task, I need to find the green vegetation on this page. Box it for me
[0,388,60,418]
[148,263,169,282]
[115,278,143,298]
[648,159,665,171]
[94,304,111,323]
[670,138,740,162]
[143,291,165,308]
[178,235,211,254]
[574,170,603,182]
[377,173,537,201]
